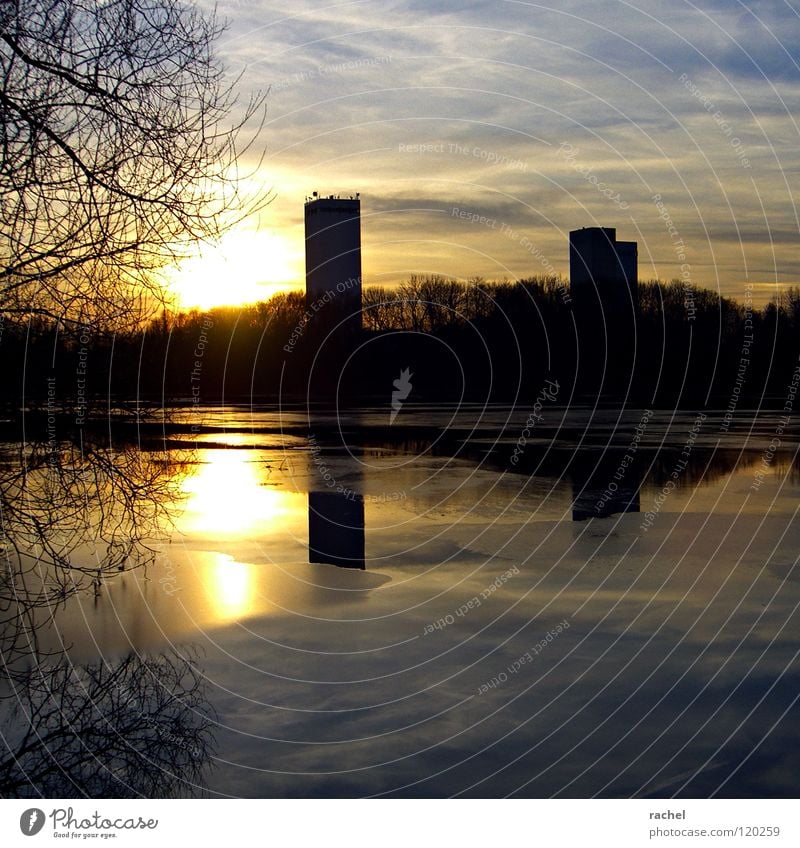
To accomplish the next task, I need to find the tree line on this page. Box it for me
[3,275,800,412]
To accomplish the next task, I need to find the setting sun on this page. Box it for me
[168,229,302,310]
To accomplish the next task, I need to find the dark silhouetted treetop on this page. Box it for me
[0,0,267,327]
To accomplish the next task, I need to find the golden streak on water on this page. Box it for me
[178,449,306,538]
[207,554,254,622]
[172,449,309,625]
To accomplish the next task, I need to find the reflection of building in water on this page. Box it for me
[308,491,365,569]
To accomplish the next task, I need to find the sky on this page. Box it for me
[171,0,800,308]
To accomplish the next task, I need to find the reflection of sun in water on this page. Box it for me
[179,450,305,537]
[168,229,302,309]
[178,451,307,623]
[208,555,253,622]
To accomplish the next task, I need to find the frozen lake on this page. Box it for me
[2,405,799,797]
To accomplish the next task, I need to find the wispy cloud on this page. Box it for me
[210,0,800,301]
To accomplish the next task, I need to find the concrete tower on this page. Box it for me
[568,226,639,396]
[569,226,638,311]
[304,193,362,325]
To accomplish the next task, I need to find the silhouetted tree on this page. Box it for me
[2,275,799,405]
[0,437,186,668]
[0,0,267,328]
[0,649,216,797]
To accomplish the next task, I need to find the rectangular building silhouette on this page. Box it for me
[569,226,638,312]
[304,194,362,319]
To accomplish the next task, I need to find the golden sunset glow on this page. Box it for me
[178,449,306,538]
[206,554,255,622]
[169,229,302,310]
[6,0,800,808]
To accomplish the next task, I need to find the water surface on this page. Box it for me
[2,406,799,797]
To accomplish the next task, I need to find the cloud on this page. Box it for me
[205,0,800,296]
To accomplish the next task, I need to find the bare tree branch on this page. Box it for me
[0,0,270,329]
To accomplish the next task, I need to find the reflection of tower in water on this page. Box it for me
[308,490,365,570]
[307,435,365,569]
